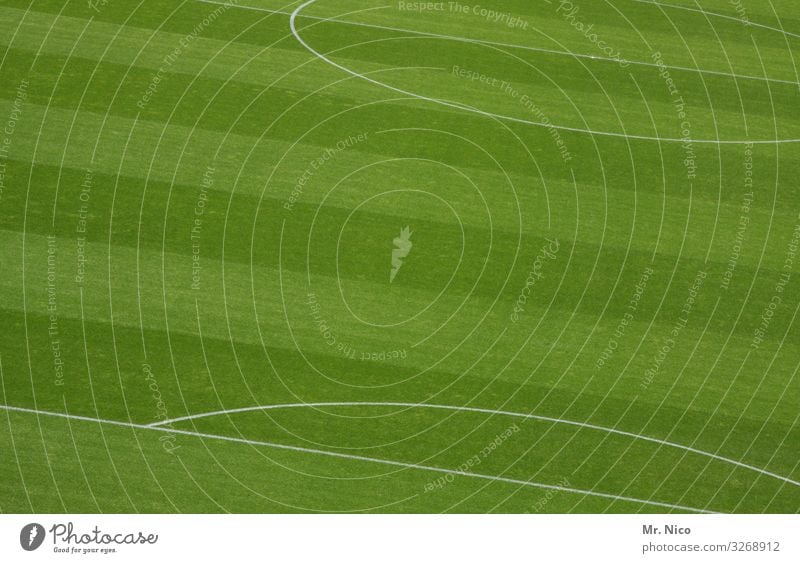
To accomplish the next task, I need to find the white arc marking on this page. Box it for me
[1,403,716,513]
[283,0,800,144]
[149,401,800,488]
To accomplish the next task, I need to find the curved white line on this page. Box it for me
[288,0,799,145]
[633,0,800,41]
[152,401,800,489]
[196,0,800,87]
[0,403,712,513]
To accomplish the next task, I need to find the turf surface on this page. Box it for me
[0,0,799,513]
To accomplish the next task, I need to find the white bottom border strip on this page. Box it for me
[1,515,798,562]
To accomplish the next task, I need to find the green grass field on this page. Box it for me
[1,0,799,513]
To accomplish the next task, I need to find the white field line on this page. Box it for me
[287,0,798,145]
[0,402,714,513]
[198,0,800,144]
[150,401,800,488]
[633,0,800,41]
[196,0,800,87]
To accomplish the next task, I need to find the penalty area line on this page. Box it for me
[286,0,799,145]
[149,401,800,489]
[195,0,800,88]
[0,403,714,513]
